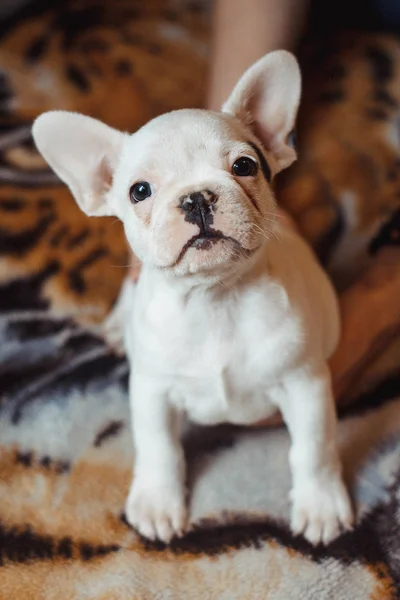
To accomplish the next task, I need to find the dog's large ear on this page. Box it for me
[222,50,301,171]
[32,111,125,216]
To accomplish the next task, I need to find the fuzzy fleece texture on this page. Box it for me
[0,0,400,598]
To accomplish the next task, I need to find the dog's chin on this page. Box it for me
[169,236,255,277]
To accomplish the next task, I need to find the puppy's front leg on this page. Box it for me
[277,364,353,546]
[125,374,186,543]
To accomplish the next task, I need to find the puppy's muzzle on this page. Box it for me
[174,187,254,264]
[179,190,218,234]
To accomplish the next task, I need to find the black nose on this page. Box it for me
[179,190,218,232]
[180,190,217,214]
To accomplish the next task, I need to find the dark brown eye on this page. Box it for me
[129,181,152,202]
[232,157,257,177]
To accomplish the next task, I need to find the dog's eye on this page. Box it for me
[232,157,257,177]
[129,181,152,203]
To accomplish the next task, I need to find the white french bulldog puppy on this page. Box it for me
[32,51,353,546]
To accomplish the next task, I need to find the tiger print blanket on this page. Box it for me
[0,1,400,598]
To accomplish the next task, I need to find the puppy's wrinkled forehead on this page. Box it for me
[119,109,252,177]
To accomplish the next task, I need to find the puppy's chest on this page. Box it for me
[134,283,301,425]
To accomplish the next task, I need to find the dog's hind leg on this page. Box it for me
[103,276,136,355]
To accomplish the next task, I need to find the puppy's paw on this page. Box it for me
[290,478,353,546]
[125,480,187,543]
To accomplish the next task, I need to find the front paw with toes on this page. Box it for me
[125,480,187,543]
[290,478,353,546]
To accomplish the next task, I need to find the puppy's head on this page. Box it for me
[32,51,300,279]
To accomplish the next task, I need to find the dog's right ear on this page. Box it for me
[32,111,125,217]
[222,51,301,172]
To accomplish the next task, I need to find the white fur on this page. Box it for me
[32,51,353,545]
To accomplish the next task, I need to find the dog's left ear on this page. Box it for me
[32,111,125,217]
[222,50,301,171]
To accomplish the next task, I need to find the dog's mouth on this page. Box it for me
[189,232,226,250]
[174,231,224,264]
[173,230,255,267]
